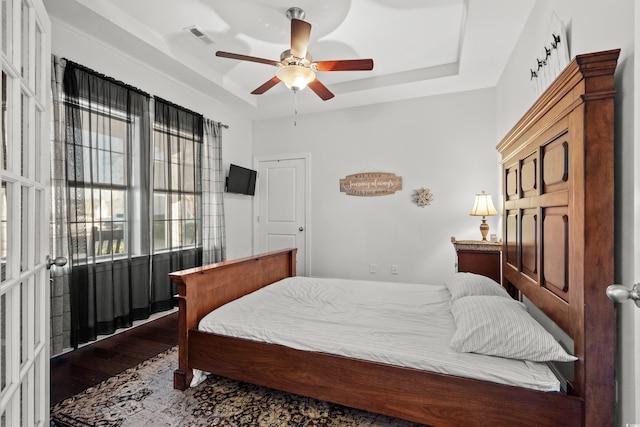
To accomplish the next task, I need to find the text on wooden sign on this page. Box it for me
[339,172,402,196]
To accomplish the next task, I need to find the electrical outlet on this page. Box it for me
[391,264,399,275]
[369,263,377,274]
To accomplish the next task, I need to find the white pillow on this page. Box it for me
[444,272,511,301]
[450,295,577,362]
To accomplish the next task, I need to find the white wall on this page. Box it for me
[495,0,635,425]
[49,19,255,259]
[254,88,499,285]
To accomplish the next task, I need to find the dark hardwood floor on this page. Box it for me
[50,311,179,406]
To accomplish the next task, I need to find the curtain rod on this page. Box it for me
[63,58,230,129]
[204,116,229,129]
[155,96,203,118]
[63,58,151,98]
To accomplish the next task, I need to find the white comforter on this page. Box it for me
[197,276,560,392]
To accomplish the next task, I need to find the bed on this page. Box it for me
[169,49,618,426]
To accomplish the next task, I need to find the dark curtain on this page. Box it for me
[51,61,205,353]
[151,98,203,311]
[63,62,153,346]
[202,118,226,264]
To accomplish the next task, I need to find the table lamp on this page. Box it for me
[469,191,497,241]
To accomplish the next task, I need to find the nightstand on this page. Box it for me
[451,237,502,284]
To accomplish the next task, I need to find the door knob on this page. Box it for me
[46,255,67,270]
[299,227,304,232]
[606,283,640,307]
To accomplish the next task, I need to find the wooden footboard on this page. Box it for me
[169,248,297,389]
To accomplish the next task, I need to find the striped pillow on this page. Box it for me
[445,272,511,301]
[450,295,577,362]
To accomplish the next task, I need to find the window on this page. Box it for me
[153,100,202,251]
[52,61,210,352]
[66,102,137,259]
[64,84,203,259]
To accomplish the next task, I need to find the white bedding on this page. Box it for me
[197,276,561,392]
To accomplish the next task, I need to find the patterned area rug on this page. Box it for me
[50,346,427,426]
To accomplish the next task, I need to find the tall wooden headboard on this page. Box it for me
[496,49,619,426]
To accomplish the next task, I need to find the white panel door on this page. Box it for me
[256,157,307,275]
[0,0,51,425]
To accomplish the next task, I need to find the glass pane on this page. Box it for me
[67,187,82,223]
[97,188,112,223]
[96,148,110,183]
[111,151,124,185]
[170,193,181,220]
[183,194,196,220]
[111,134,124,154]
[34,271,42,347]
[153,133,166,161]
[0,182,6,282]
[20,282,24,364]
[20,0,29,81]
[110,189,126,224]
[20,92,27,177]
[2,72,7,171]
[183,220,195,245]
[183,164,195,192]
[34,25,41,97]
[20,279,32,366]
[1,293,5,392]
[153,220,166,250]
[34,189,40,262]
[170,162,179,190]
[34,109,40,182]
[34,355,41,424]
[153,135,168,190]
[20,187,27,272]
[2,0,11,57]
[170,219,180,247]
[153,193,167,250]
[70,221,88,260]
[19,383,23,427]
[154,159,167,189]
[79,145,91,181]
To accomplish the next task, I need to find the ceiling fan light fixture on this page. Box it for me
[276,65,315,92]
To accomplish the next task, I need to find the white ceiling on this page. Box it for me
[44,0,535,120]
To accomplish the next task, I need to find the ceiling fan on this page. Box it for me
[215,7,374,101]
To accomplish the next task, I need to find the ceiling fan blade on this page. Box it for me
[307,78,334,101]
[251,76,281,95]
[290,18,311,59]
[314,59,374,72]
[216,51,279,67]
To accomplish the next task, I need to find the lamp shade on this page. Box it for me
[276,65,315,92]
[469,191,497,217]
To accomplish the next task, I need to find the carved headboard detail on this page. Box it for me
[496,49,619,426]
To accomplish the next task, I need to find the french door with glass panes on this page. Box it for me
[1,0,51,426]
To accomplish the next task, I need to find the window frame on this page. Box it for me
[151,124,201,252]
[64,96,142,261]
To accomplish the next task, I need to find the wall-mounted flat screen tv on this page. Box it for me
[226,163,257,195]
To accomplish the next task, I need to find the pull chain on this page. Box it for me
[293,89,298,127]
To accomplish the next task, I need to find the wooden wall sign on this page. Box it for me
[339,172,402,196]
